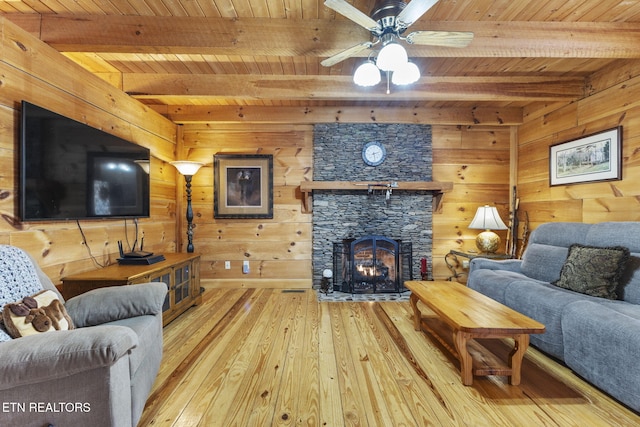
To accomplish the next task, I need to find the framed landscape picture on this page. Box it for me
[214,154,273,219]
[549,127,622,186]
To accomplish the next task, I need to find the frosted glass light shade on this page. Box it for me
[376,42,408,72]
[353,61,381,86]
[170,161,204,176]
[391,62,420,85]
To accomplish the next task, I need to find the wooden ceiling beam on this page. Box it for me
[6,14,640,59]
[150,105,523,125]
[124,74,584,102]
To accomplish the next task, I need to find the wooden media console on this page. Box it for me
[62,253,201,326]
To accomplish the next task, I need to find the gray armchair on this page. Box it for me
[0,245,166,426]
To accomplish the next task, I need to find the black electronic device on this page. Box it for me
[118,238,153,258]
[19,100,150,221]
[123,251,154,258]
[117,254,165,265]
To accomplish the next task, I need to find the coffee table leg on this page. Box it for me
[409,293,421,331]
[453,331,474,386]
[508,334,530,385]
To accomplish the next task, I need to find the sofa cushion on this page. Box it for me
[526,222,592,247]
[520,243,569,283]
[467,270,531,304]
[562,300,640,412]
[552,244,630,299]
[504,281,592,360]
[585,222,640,253]
[65,282,168,328]
[520,222,591,283]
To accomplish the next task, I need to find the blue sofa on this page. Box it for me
[468,222,640,412]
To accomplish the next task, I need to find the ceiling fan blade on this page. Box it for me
[324,0,381,32]
[405,30,474,47]
[396,0,439,29]
[321,41,374,67]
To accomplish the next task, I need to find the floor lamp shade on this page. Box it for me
[468,205,508,253]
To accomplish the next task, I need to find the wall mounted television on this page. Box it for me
[20,100,150,221]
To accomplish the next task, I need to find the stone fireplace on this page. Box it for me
[312,123,433,292]
[333,235,412,293]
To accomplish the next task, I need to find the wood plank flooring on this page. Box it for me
[139,287,640,426]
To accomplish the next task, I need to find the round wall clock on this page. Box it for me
[362,141,387,166]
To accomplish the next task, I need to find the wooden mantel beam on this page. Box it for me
[7,15,640,59]
[299,181,454,214]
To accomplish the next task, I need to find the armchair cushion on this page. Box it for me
[2,290,74,338]
[0,325,137,389]
[65,282,168,328]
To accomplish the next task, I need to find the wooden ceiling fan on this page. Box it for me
[321,0,474,67]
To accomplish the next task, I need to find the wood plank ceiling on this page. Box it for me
[3,0,640,121]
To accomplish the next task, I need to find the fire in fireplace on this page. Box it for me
[333,235,412,294]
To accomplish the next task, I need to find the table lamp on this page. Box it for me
[468,205,508,253]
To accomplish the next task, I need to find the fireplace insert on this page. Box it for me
[333,235,412,294]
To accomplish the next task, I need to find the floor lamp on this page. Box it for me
[170,161,204,253]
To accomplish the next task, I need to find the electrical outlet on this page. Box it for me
[242,260,250,274]
[225,261,231,270]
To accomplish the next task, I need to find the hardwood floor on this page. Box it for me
[140,287,640,426]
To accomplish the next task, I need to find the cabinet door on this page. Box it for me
[149,269,172,313]
[190,258,200,298]
[173,262,192,310]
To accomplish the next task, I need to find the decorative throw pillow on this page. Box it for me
[552,244,630,299]
[0,245,45,342]
[2,290,74,339]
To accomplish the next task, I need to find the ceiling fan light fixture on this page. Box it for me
[391,61,420,85]
[354,60,382,86]
[376,42,407,72]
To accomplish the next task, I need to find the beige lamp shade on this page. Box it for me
[468,205,508,253]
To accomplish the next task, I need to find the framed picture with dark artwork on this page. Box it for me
[214,154,273,219]
[549,127,622,186]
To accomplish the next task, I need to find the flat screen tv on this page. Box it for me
[20,100,150,221]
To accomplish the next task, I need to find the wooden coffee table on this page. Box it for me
[405,280,545,386]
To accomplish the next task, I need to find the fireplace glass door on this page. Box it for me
[332,235,412,294]
[352,236,398,293]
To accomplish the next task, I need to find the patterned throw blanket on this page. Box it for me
[0,246,44,342]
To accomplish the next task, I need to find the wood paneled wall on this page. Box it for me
[518,69,640,229]
[0,18,179,284]
[179,124,314,288]
[432,125,512,279]
[182,122,511,286]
